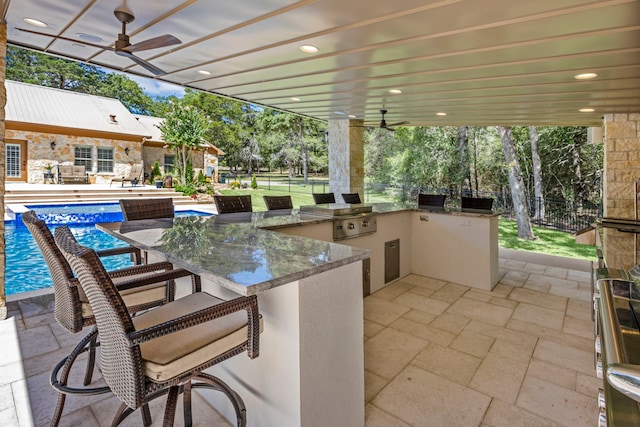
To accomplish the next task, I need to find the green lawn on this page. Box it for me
[499,219,597,260]
[218,188,597,261]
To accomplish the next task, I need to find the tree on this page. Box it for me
[157,101,211,184]
[7,46,157,114]
[498,126,535,240]
[458,126,471,196]
[528,126,545,221]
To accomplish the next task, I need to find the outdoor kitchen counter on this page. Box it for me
[97,215,368,427]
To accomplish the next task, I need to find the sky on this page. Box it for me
[122,72,185,98]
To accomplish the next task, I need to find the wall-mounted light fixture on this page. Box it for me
[50,141,56,150]
[124,147,130,156]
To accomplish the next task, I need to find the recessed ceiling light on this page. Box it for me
[71,43,86,49]
[197,70,212,75]
[334,111,346,115]
[389,89,402,94]
[574,73,598,80]
[300,44,319,53]
[23,17,47,27]
[291,97,301,101]
[77,33,104,43]
[579,108,595,113]
[436,112,447,116]
[348,115,357,118]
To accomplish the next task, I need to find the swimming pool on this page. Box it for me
[6,202,210,295]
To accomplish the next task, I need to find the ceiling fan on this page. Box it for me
[16,5,181,75]
[368,109,409,132]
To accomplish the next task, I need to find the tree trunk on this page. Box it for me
[528,126,545,221]
[472,128,479,195]
[572,138,584,213]
[498,126,536,240]
[458,126,471,196]
[299,121,309,184]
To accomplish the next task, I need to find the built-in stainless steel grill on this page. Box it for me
[299,204,377,240]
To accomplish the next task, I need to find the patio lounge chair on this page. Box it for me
[110,163,143,187]
[21,211,201,426]
[263,195,293,210]
[55,227,261,427]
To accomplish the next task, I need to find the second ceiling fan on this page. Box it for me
[357,109,409,132]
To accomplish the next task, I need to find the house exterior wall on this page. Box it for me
[143,144,211,183]
[5,129,142,183]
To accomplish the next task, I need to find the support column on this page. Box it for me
[0,21,6,319]
[603,113,640,269]
[328,119,365,203]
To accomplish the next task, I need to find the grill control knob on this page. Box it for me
[596,357,603,379]
[362,220,369,227]
[348,223,355,230]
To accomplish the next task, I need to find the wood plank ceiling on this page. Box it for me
[3,0,639,126]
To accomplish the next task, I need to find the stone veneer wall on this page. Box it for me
[328,119,365,200]
[5,130,142,184]
[1,23,7,319]
[603,113,640,269]
[143,145,208,182]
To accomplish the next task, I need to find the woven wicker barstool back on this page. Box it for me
[55,226,146,409]
[22,211,83,332]
[312,192,335,204]
[120,198,175,221]
[214,195,253,213]
[263,195,293,210]
[341,193,362,204]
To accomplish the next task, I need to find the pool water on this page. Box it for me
[6,203,210,295]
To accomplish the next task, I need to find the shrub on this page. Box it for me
[151,161,162,181]
[251,173,258,189]
[229,180,241,190]
[196,170,207,185]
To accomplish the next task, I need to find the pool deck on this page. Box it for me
[4,182,220,220]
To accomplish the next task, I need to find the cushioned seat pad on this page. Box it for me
[132,292,258,383]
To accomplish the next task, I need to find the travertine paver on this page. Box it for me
[1,251,598,426]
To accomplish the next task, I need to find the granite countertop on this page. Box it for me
[97,202,500,295]
[97,217,369,296]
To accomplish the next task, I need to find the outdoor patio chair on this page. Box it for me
[341,193,362,204]
[21,211,200,426]
[110,163,143,187]
[312,192,335,204]
[214,195,253,213]
[120,198,175,221]
[263,195,293,211]
[55,228,262,427]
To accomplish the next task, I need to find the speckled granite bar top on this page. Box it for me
[97,217,369,296]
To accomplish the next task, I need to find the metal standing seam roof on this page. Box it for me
[134,114,225,155]
[5,80,151,138]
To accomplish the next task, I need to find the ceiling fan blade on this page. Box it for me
[126,34,181,52]
[121,51,166,75]
[384,127,396,132]
[388,121,409,127]
[16,27,115,51]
